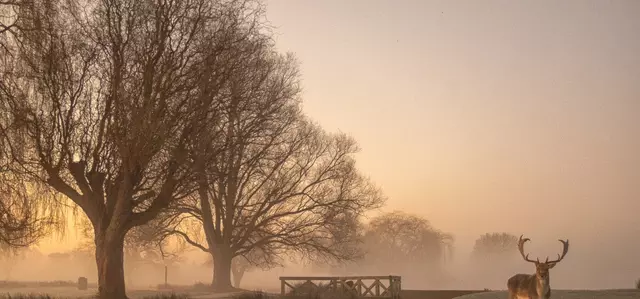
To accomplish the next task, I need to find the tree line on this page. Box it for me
[0,0,385,298]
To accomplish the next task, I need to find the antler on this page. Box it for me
[543,239,569,264]
[517,235,538,263]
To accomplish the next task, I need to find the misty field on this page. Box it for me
[454,290,640,299]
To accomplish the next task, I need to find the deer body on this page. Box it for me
[507,235,569,299]
[507,273,550,299]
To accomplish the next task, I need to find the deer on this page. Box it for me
[507,235,569,299]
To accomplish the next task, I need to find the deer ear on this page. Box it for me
[547,262,557,269]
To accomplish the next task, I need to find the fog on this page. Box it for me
[4,225,640,291]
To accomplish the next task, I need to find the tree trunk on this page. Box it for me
[232,265,245,288]
[210,246,234,292]
[95,232,128,299]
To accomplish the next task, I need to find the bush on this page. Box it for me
[635,278,640,289]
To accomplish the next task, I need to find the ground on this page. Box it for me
[0,286,244,299]
[3,288,640,299]
[453,290,640,299]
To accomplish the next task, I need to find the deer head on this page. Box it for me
[517,235,569,279]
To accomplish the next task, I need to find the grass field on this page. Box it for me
[453,289,640,299]
[3,287,640,299]
[0,287,242,299]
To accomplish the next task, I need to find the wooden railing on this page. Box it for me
[279,276,402,299]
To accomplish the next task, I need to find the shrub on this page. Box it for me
[635,278,640,289]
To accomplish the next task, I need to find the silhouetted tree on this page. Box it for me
[0,1,21,52]
[0,0,263,297]
[166,36,385,289]
[355,211,452,285]
[471,232,519,261]
[203,253,263,288]
[1,138,61,251]
[0,181,50,250]
[77,214,185,287]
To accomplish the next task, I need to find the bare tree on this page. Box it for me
[0,1,19,53]
[0,0,263,297]
[164,38,385,289]
[78,214,185,287]
[0,180,51,250]
[471,232,519,261]
[203,251,269,288]
[1,133,62,251]
[355,211,452,285]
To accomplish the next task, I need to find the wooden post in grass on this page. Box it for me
[165,265,168,288]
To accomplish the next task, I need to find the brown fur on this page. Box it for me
[507,235,568,299]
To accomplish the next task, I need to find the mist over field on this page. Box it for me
[3,227,640,291]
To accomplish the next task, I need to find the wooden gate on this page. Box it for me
[280,276,402,299]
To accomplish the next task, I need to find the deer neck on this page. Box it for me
[536,275,550,297]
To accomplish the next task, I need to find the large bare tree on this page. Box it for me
[166,38,386,290]
[0,0,263,297]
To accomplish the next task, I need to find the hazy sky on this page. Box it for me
[40,0,640,280]
[264,0,640,253]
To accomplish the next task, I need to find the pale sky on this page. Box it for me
[264,0,640,257]
[37,0,640,287]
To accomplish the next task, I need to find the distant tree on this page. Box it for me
[360,211,453,272]
[471,232,519,261]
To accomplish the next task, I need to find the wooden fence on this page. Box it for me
[279,276,402,299]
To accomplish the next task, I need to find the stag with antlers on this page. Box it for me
[507,235,569,299]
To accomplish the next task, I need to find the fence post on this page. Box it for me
[164,266,168,288]
[281,278,286,296]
